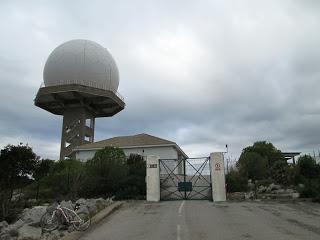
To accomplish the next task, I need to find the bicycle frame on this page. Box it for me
[50,205,83,224]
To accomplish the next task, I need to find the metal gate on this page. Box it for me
[159,157,212,200]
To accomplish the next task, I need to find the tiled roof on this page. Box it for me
[74,133,176,150]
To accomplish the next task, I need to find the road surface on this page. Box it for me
[80,200,320,240]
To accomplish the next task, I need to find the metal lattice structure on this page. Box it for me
[160,157,212,200]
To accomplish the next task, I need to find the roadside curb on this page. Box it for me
[61,201,123,240]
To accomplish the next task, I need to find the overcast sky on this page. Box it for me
[0,0,320,160]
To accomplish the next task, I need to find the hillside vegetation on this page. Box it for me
[0,144,145,222]
[226,141,320,201]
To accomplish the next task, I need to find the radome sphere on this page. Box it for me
[43,39,119,92]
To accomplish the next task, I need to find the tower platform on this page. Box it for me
[34,84,125,160]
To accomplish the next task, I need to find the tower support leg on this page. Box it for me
[60,108,95,160]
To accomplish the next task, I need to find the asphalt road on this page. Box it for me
[80,200,320,240]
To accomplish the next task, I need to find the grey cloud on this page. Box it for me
[1,0,320,159]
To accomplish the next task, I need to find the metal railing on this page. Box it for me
[39,80,124,102]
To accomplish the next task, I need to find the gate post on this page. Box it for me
[146,155,160,202]
[211,152,226,202]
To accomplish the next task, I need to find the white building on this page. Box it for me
[73,133,188,174]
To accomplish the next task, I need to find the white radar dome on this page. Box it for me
[43,39,119,92]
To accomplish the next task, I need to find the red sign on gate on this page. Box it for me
[215,162,221,171]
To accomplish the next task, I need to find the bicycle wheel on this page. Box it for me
[72,212,91,231]
[40,211,59,232]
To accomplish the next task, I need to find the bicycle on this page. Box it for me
[40,200,91,232]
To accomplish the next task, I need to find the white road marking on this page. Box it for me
[177,224,181,240]
[178,200,185,216]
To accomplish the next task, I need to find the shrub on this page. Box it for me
[0,144,38,221]
[255,179,274,187]
[271,160,289,185]
[81,147,127,197]
[39,159,85,200]
[237,152,268,181]
[116,154,146,199]
[226,168,247,192]
[297,155,320,179]
[298,179,320,198]
[295,155,320,200]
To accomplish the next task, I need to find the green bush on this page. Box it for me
[240,141,284,169]
[81,147,127,198]
[297,155,320,179]
[271,160,289,185]
[312,194,320,203]
[0,144,38,221]
[299,179,320,198]
[237,141,291,186]
[226,168,247,192]
[1,144,148,222]
[38,159,85,200]
[116,154,146,199]
[26,148,147,200]
[237,151,268,181]
[294,155,320,200]
[255,179,273,187]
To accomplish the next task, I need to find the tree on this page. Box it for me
[271,160,289,185]
[0,143,38,220]
[294,155,320,199]
[237,151,268,180]
[63,159,85,199]
[39,159,85,200]
[117,154,146,199]
[82,147,127,197]
[297,155,319,179]
[242,141,284,168]
[33,159,55,200]
[238,141,288,184]
[226,168,247,192]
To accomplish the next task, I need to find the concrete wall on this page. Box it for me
[122,146,178,160]
[75,150,96,161]
[211,152,226,202]
[146,155,160,202]
[75,145,178,162]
